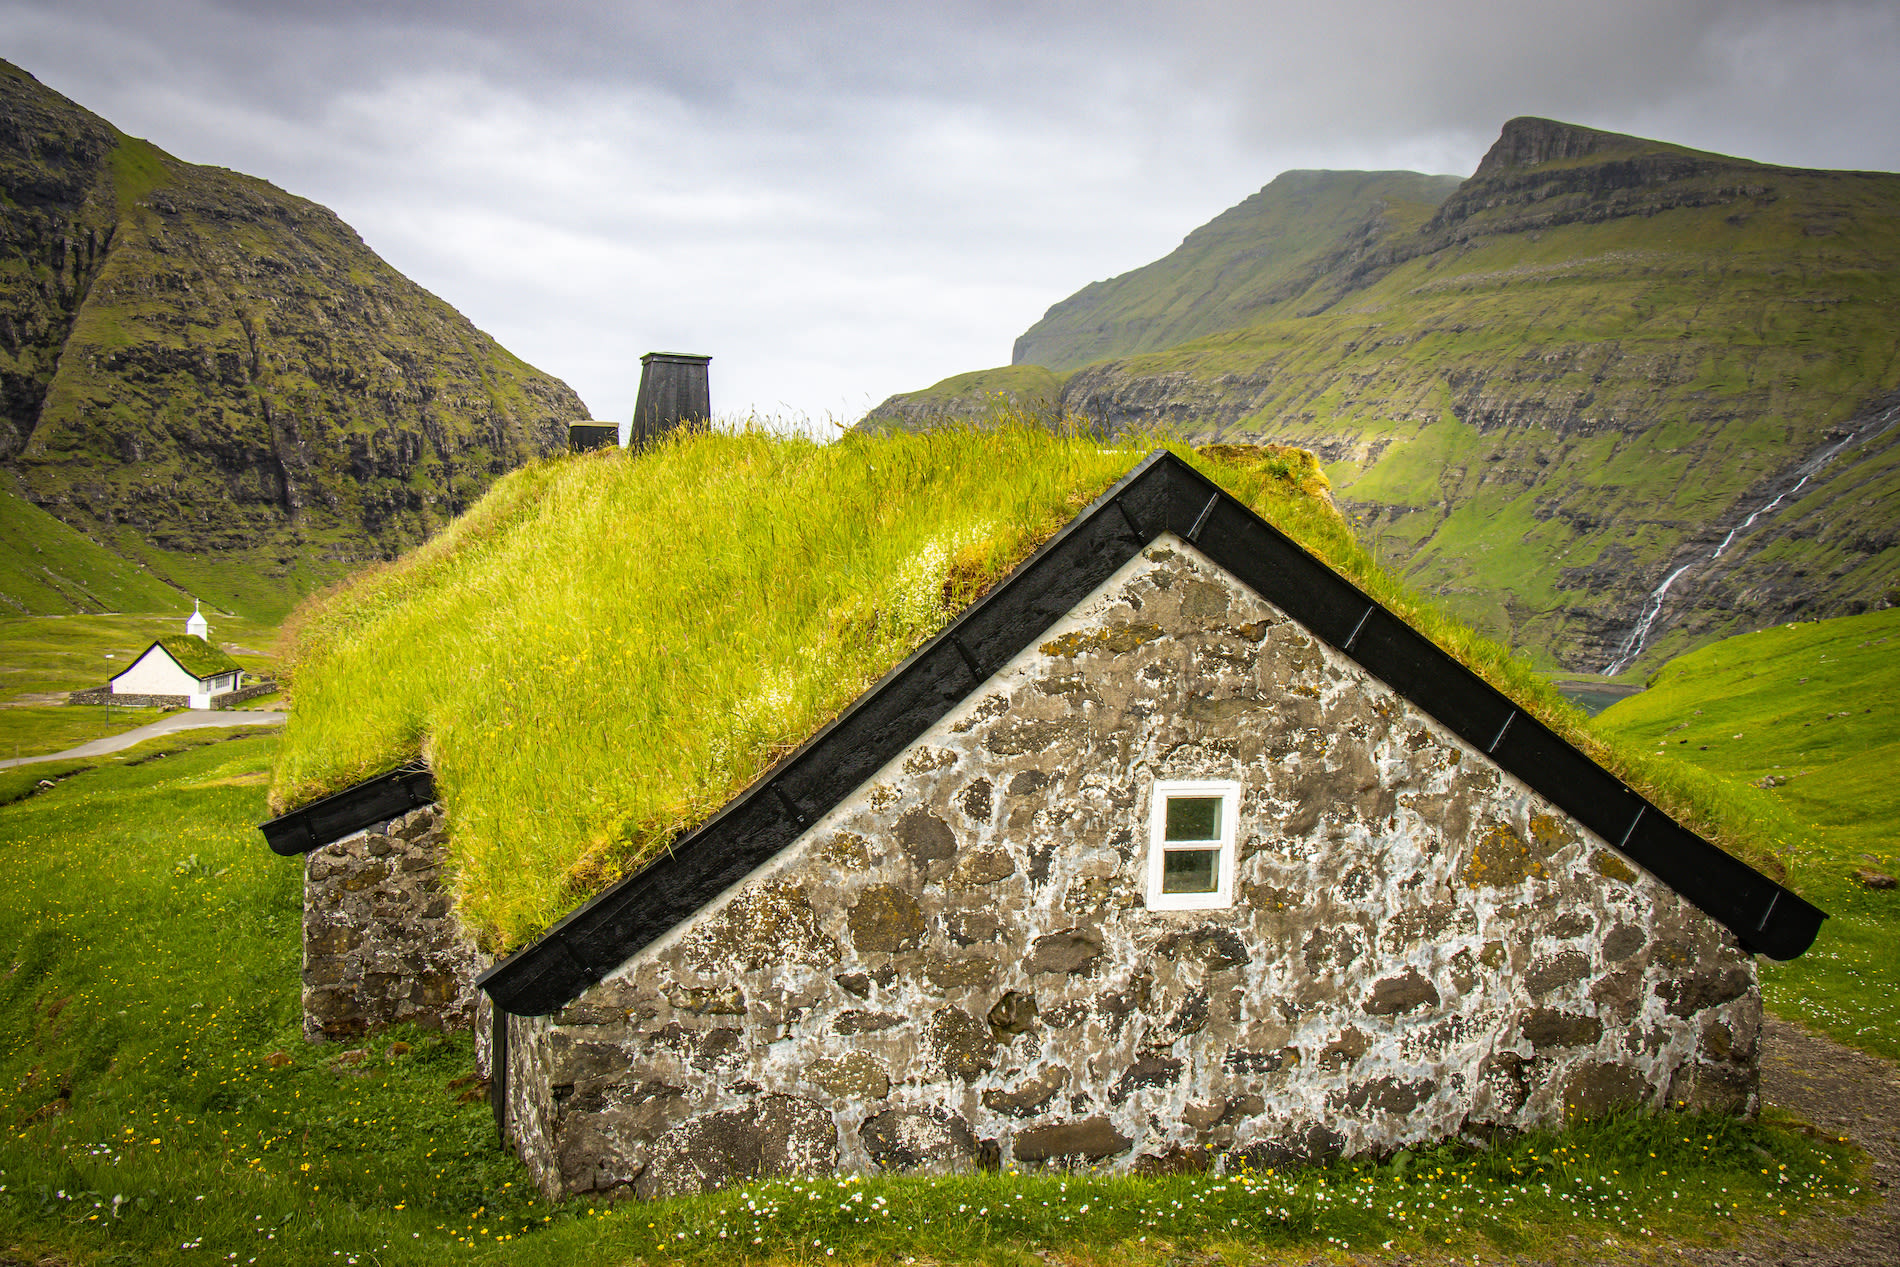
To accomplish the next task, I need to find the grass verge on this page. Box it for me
[0,724,281,807]
[0,703,184,763]
[529,1112,1861,1264]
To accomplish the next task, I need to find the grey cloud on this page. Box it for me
[1168,0,1900,170]
[1,0,1895,421]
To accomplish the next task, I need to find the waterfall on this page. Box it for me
[1600,401,1900,676]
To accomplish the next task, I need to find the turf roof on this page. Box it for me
[268,425,1801,954]
[146,634,242,681]
[269,427,1359,950]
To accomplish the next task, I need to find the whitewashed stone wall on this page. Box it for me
[499,534,1760,1198]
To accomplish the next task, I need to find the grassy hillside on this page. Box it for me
[0,486,183,615]
[0,60,591,622]
[859,364,1066,432]
[1592,607,1900,1060]
[0,733,1862,1262]
[873,119,1900,674]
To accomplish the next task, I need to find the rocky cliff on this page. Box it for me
[869,118,1900,673]
[0,61,589,619]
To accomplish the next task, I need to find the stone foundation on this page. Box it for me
[213,681,280,708]
[68,679,275,709]
[302,804,485,1041]
[495,535,1762,1199]
[69,688,189,708]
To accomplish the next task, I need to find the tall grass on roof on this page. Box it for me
[270,421,1790,952]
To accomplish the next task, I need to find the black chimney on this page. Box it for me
[631,353,711,450]
[566,422,620,453]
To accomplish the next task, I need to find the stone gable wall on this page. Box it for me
[500,534,1760,1198]
[303,804,486,1041]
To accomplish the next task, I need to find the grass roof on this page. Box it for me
[270,424,1791,953]
[152,634,242,680]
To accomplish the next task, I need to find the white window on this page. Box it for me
[1144,778,1240,910]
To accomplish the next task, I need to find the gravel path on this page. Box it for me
[0,708,285,769]
[1632,1013,1900,1266]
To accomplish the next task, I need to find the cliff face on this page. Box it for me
[872,119,1900,673]
[0,61,589,618]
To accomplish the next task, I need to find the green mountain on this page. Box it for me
[1013,169,1464,371]
[868,118,1900,674]
[0,61,590,620]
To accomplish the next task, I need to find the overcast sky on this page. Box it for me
[5,1,1898,426]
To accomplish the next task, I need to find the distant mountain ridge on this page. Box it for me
[0,60,590,620]
[1014,169,1464,371]
[868,117,1900,673]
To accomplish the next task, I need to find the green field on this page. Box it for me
[1593,607,1900,1061]
[0,731,1864,1264]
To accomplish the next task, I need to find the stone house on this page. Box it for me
[261,450,1823,1200]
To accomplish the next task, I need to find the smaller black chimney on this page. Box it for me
[631,353,711,450]
[567,422,620,453]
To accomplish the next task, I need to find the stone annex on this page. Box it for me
[261,451,1823,1201]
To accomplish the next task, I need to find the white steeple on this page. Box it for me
[187,599,209,641]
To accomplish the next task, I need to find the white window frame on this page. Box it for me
[1144,778,1241,911]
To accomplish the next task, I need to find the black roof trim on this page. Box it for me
[259,766,436,856]
[287,449,1816,1016]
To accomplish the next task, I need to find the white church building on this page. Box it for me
[110,601,245,709]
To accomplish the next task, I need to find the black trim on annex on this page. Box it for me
[260,766,437,856]
[466,450,1824,1016]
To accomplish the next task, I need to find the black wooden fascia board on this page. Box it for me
[1155,455,1824,962]
[474,452,1174,1014]
[257,766,437,856]
[288,448,1821,1017]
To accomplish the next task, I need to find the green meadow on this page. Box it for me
[0,728,1866,1263]
[1593,606,1900,1062]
